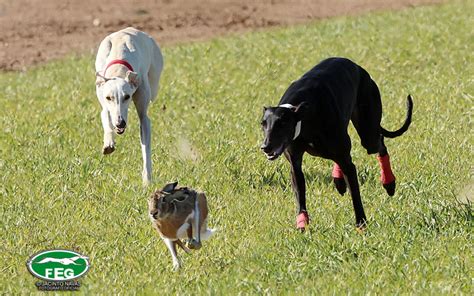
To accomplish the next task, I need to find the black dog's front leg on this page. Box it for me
[285,148,309,230]
[338,157,367,228]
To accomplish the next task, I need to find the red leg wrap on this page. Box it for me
[332,163,344,179]
[377,154,395,185]
[296,211,310,230]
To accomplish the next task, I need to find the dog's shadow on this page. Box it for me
[258,166,332,190]
[259,162,372,191]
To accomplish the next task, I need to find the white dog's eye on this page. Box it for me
[106,96,112,101]
[124,95,130,100]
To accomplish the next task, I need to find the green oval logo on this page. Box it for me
[27,250,90,281]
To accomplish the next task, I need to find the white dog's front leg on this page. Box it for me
[101,109,115,154]
[137,111,152,185]
[140,115,152,184]
[134,84,153,185]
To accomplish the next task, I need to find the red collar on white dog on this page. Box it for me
[103,59,134,76]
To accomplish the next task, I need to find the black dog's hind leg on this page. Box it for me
[351,76,396,196]
[284,147,310,231]
[338,156,367,229]
[332,163,347,195]
[377,136,396,196]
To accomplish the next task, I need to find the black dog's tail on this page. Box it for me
[381,95,413,138]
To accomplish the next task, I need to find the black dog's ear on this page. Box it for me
[263,106,268,113]
[162,181,178,193]
[293,102,308,120]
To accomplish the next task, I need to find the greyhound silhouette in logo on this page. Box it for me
[35,256,89,266]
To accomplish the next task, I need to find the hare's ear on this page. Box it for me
[162,181,178,193]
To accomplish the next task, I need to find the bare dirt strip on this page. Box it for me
[0,0,443,71]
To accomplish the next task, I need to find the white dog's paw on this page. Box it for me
[142,171,151,186]
[102,145,115,155]
[142,178,151,186]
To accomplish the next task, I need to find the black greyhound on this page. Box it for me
[260,57,413,231]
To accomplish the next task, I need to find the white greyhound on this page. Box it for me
[95,27,163,185]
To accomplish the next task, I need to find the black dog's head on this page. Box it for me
[260,103,305,160]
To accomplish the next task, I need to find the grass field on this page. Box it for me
[1,1,472,294]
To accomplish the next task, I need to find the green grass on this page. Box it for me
[1,1,473,294]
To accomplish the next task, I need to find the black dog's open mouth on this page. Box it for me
[264,145,285,161]
[115,127,125,135]
[265,152,281,160]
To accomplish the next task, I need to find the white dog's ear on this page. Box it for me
[125,71,140,88]
[95,72,107,87]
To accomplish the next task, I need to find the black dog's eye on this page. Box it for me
[105,96,112,101]
[124,95,130,100]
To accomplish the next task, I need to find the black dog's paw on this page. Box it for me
[383,181,396,196]
[333,177,346,195]
[356,223,367,234]
[355,218,367,234]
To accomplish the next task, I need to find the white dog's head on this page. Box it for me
[96,71,139,134]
